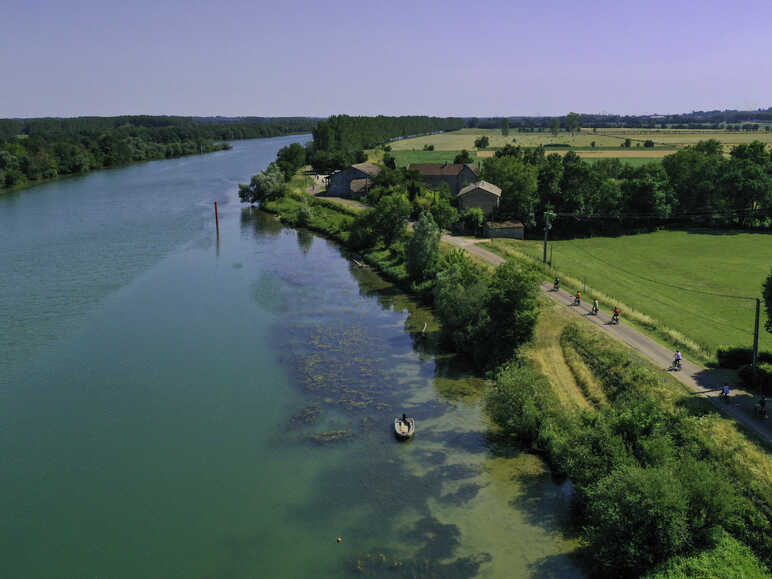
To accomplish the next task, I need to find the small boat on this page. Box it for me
[394,417,415,440]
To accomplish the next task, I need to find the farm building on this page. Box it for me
[408,163,477,195]
[484,220,524,239]
[325,163,382,199]
[457,181,501,217]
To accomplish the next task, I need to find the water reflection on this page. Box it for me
[240,206,282,237]
[297,228,314,254]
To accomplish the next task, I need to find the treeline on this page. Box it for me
[486,322,771,576]
[480,140,772,235]
[0,116,318,190]
[307,115,464,173]
[468,108,772,130]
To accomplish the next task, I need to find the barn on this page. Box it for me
[325,163,382,199]
[457,181,501,217]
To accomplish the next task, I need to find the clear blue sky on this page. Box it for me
[1,0,770,118]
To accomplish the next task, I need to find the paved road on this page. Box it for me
[441,235,771,446]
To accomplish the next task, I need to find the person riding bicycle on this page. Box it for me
[757,394,767,418]
[575,290,581,305]
[720,384,730,400]
[553,277,560,290]
[674,350,682,367]
[612,306,620,322]
[592,298,599,313]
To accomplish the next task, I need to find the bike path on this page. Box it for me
[440,234,771,446]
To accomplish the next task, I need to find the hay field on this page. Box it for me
[391,127,772,157]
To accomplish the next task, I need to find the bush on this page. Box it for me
[717,345,772,368]
[584,465,690,575]
[486,362,553,443]
[645,528,769,578]
[738,363,772,392]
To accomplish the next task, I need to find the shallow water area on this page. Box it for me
[0,136,581,577]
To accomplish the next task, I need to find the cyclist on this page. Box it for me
[720,384,730,401]
[612,307,620,324]
[592,298,599,314]
[553,277,560,291]
[674,350,682,369]
[575,290,581,305]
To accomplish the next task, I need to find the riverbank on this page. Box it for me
[252,167,771,576]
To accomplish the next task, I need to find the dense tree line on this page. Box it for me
[480,140,772,235]
[307,115,464,172]
[467,108,772,130]
[0,116,318,190]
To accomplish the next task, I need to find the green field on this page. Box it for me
[488,231,772,359]
[389,149,480,168]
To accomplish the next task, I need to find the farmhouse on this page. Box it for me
[457,181,501,217]
[408,163,477,195]
[326,163,382,199]
[484,220,524,239]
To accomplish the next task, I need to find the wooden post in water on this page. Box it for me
[214,201,220,238]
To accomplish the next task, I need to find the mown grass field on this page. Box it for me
[487,230,772,358]
[389,149,480,168]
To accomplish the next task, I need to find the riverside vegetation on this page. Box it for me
[239,124,771,577]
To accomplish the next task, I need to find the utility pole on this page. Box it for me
[543,212,552,264]
[752,298,760,386]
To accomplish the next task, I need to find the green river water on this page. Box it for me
[0,136,581,577]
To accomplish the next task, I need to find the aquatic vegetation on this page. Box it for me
[288,405,321,427]
[348,516,492,577]
[302,430,353,444]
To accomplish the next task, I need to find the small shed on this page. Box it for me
[326,163,382,199]
[457,181,501,217]
[484,220,524,239]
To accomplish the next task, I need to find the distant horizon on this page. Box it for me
[2,0,771,118]
[4,106,772,121]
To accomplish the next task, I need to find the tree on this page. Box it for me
[474,136,490,149]
[550,118,560,137]
[405,212,441,283]
[501,118,510,136]
[276,143,307,180]
[372,191,411,245]
[483,262,541,364]
[433,252,490,359]
[566,112,581,135]
[764,268,772,333]
[383,153,397,169]
[481,156,538,223]
[454,149,473,164]
[238,162,285,204]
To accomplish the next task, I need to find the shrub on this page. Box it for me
[717,345,772,368]
[485,362,553,443]
[584,465,690,575]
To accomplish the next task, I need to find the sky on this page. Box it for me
[1,0,771,118]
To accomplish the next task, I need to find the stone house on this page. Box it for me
[457,181,501,217]
[325,163,382,199]
[408,163,477,195]
[484,220,525,239]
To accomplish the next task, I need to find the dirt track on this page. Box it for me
[441,235,771,446]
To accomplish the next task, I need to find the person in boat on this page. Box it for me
[401,413,408,425]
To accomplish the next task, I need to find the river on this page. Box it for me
[0,136,581,577]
